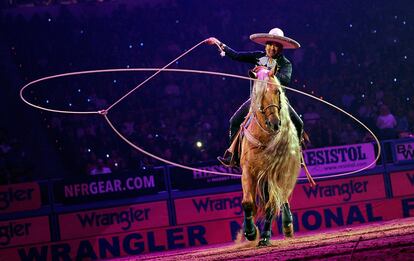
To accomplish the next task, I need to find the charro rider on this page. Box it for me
[206,28,304,166]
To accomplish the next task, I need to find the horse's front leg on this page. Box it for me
[258,207,274,246]
[258,182,273,246]
[241,166,257,241]
[281,202,294,237]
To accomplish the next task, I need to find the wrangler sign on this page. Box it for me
[291,174,386,209]
[174,192,242,224]
[0,183,41,214]
[0,219,239,260]
[59,201,169,240]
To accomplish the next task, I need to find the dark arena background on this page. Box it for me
[1,0,414,260]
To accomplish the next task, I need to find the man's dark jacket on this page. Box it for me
[223,45,292,87]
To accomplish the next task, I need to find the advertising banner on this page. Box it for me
[0,216,50,249]
[53,168,167,205]
[290,174,386,209]
[173,173,387,225]
[2,195,414,260]
[174,191,243,225]
[1,218,241,260]
[169,165,241,191]
[169,142,378,191]
[275,196,414,235]
[0,182,41,214]
[393,140,414,163]
[59,201,170,240]
[299,143,376,177]
[389,170,414,197]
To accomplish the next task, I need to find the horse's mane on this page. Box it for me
[250,77,301,216]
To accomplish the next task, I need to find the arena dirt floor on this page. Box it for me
[119,217,414,260]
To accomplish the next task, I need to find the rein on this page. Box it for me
[253,111,272,134]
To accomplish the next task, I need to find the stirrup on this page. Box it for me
[217,156,233,167]
[217,151,234,167]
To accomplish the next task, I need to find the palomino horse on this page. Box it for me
[240,66,301,246]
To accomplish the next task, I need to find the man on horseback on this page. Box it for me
[206,28,303,167]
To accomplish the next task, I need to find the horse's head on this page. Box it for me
[251,66,281,132]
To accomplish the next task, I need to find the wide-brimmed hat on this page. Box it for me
[250,28,300,49]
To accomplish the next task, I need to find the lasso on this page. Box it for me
[19,39,381,180]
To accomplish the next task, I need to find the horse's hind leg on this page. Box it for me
[241,168,257,241]
[282,202,294,237]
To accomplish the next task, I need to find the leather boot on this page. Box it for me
[217,150,234,167]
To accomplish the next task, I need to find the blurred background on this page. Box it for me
[0,0,413,183]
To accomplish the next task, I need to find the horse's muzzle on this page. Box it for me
[266,118,280,132]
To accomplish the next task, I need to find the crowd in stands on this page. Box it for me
[1,0,413,181]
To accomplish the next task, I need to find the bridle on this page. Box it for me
[258,86,282,132]
[259,104,281,115]
[243,88,281,148]
[246,67,282,137]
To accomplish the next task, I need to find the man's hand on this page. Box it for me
[205,37,220,45]
[206,37,225,57]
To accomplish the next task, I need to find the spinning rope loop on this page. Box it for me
[20,39,381,180]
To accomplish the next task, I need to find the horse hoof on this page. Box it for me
[257,237,272,247]
[244,225,257,241]
[283,223,294,238]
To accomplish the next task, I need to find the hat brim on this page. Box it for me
[250,33,301,49]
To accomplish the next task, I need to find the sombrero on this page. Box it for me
[250,28,300,49]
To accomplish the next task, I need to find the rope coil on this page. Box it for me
[19,39,381,180]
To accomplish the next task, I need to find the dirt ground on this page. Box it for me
[119,217,414,260]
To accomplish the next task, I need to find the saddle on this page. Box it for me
[223,114,311,169]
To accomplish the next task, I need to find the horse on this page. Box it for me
[240,66,301,246]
